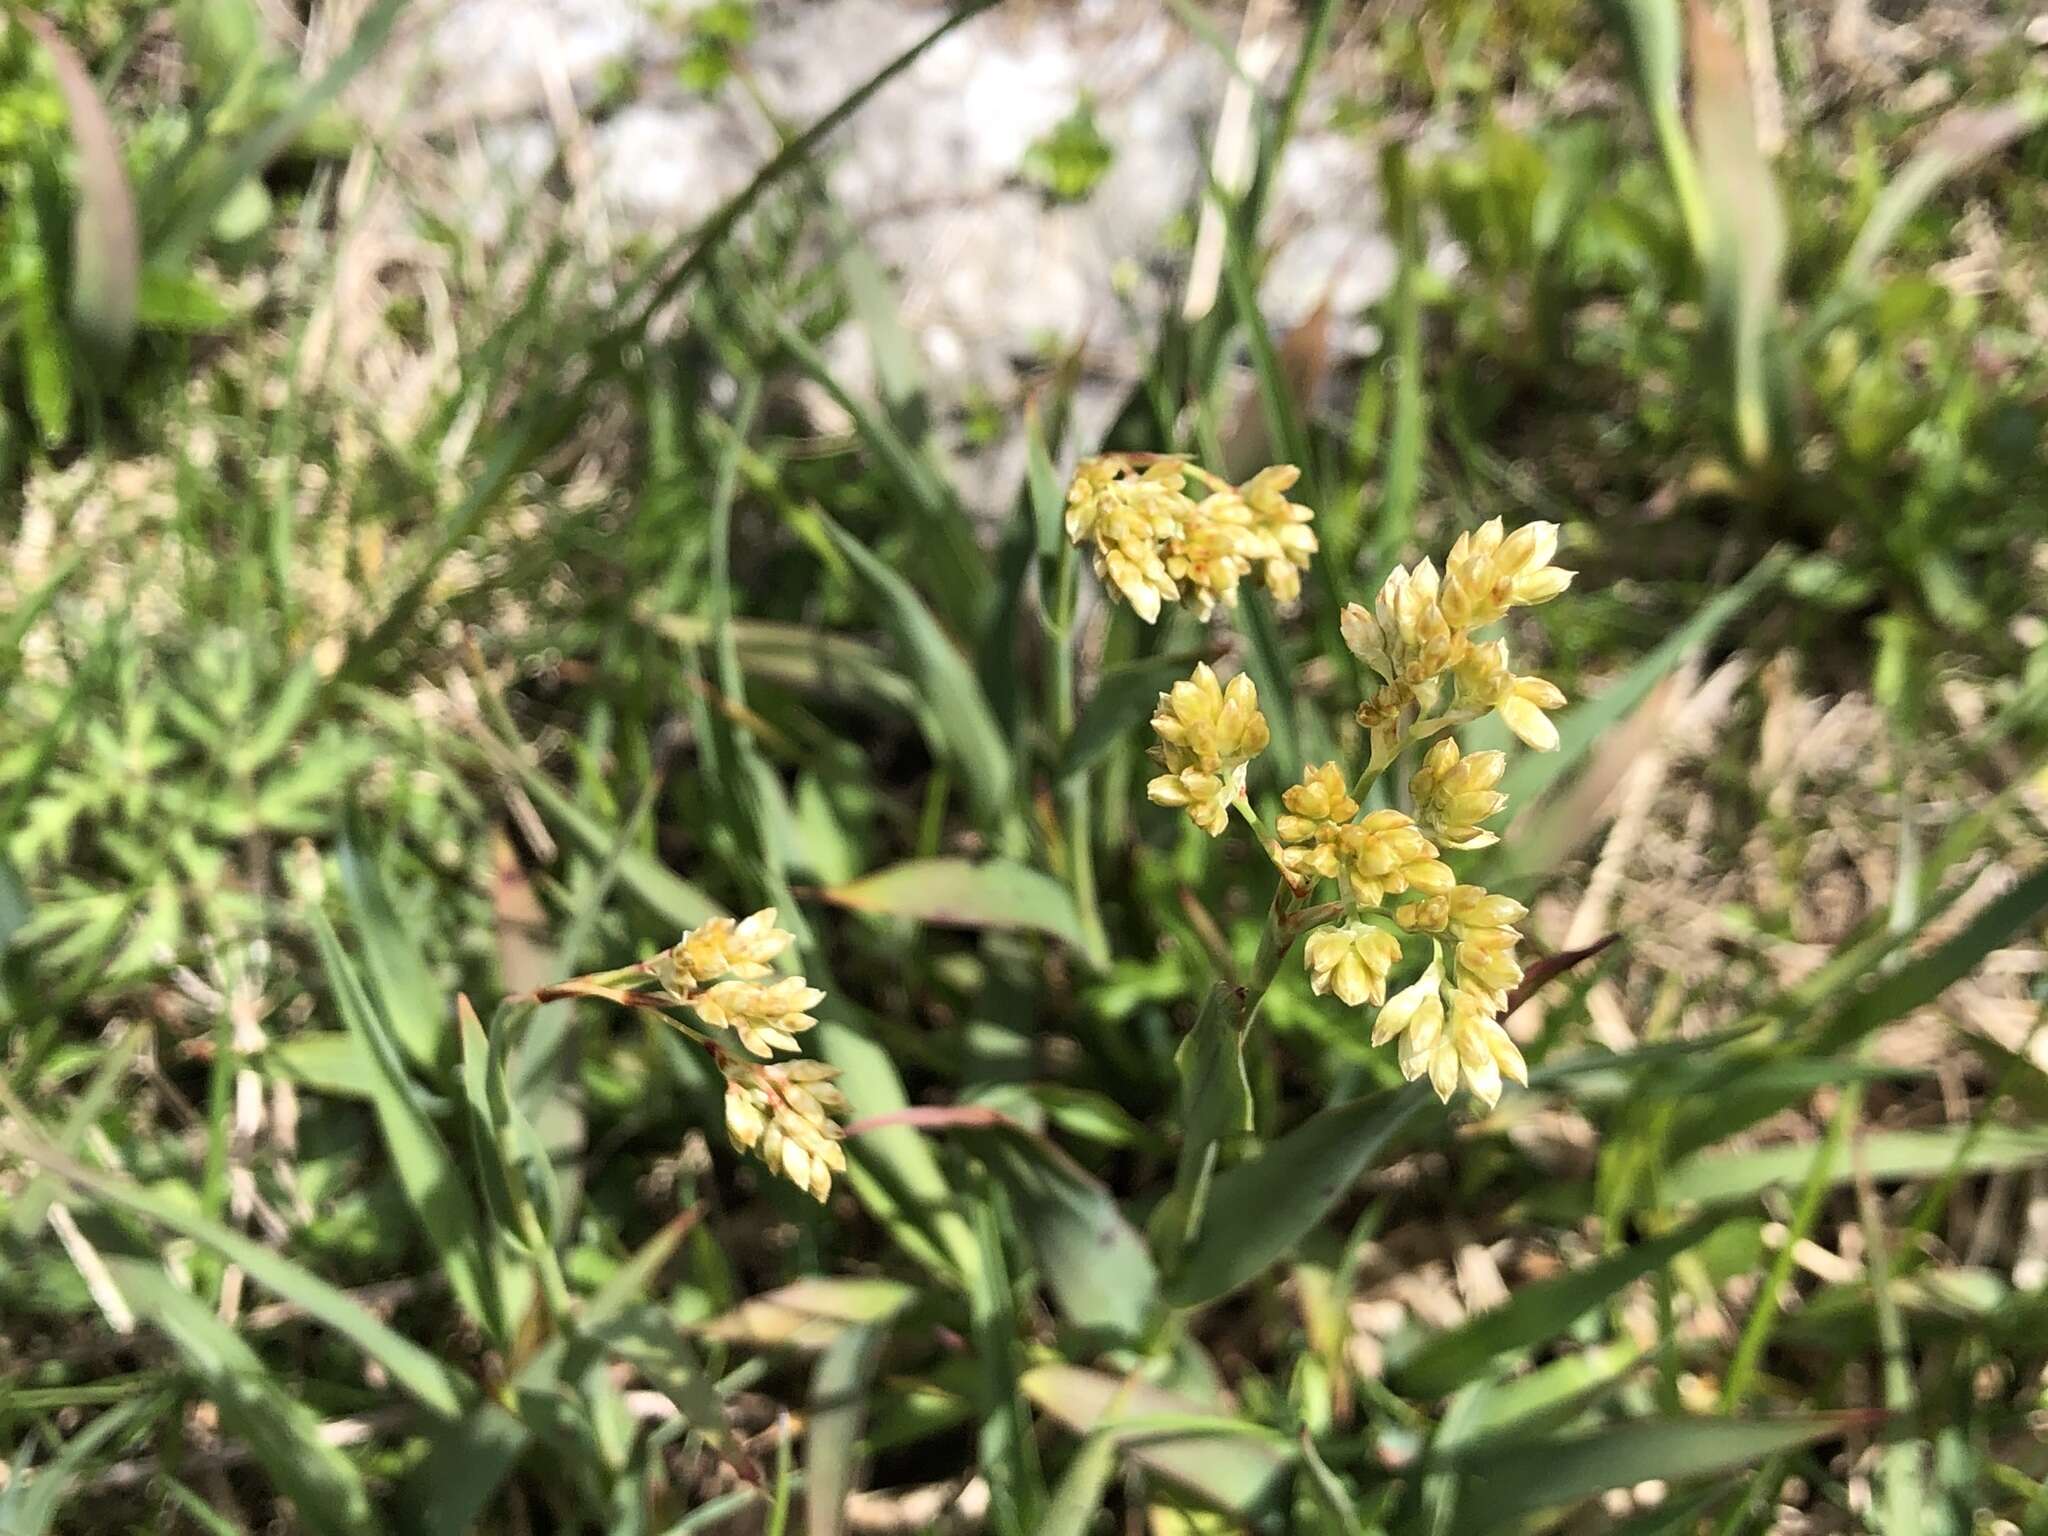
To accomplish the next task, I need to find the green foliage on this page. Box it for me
[1020,97,1115,204]
[3,3,2046,1533]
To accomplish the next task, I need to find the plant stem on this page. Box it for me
[1159,874,1314,1267]
[1051,539,1109,967]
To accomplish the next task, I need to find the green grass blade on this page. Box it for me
[307,904,503,1341]
[110,1261,377,1536]
[0,1393,157,1535]
[1666,1123,2048,1206]
[337,829,447,1070]
[816,512,1015,833]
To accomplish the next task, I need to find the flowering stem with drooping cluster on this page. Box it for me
[1065,459,1578,1242]
[523,909,851,1202]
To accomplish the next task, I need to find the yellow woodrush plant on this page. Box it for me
[523,908,850,1202]
[1072,456,1574,1112]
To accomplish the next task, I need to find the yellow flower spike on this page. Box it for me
[1274,761,1357,881]
[1410,738,1509,850]
[723,1058,849,1202]
[1164,492,1257,619]
[1064,455,1193,623]
[1340,559,1467,699]
[1240,464,1318,604]
[1444,884,1528,935]
[1455,639,1567,753]
[1440,517,1575,629]
[1303,921,1402,1008]
[1453,926,1524,1009]
[690,975,827,1059]
[1146,663,1271,837]
[1375,954,1446,1050]
[1335,809,1454,909]
[674,907,794,988]
[1386,970,1524,1108]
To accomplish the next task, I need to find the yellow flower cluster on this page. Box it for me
[1340,518,1572,755]
[1145,663,1271,836]
[1136,515,1575,1110]
[1065,456,1317,623]
[653,908,848,1198]
[723,1058,849,1203]
[1371,957,1529,1109]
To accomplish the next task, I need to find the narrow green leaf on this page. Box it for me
[1035,1430,1118,1536]
[308,907,502,1339]
[0,1394,156,1535]
[1688,0,1786,466]
[700,1277,919,1349]
[336,831,446,1069]
[1667,1123,2048,1206]
[807,1311,904,1536]
[0,1127,469,1417]
[1822,862,2048,1051]
[1166,1083,1426,1308]
[1840,93,2048,292]
[647,613,919,716]
[822,857,1093,959]
[1057,652,1205,782]
[1446,1414,1855,1527]
[1500,554,1781,822]
[1020,1364,1292,1517]
[817,513,1014,831]
[17,11,139,365]
[111,1262,377,1536]
[1393,1212,1730,1397]
[597,1305,757,1483]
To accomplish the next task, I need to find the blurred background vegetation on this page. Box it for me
[2,0,2047,1531]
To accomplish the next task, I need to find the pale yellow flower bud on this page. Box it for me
[1372,957,1445,1049]
[1146,663,1270,836]
[722,1058,849,1201]
[1303,921,1402,1008]
[673,908,794,988]
[1394,895,1449,934]
[1441,517,1574,629]
[1383,967,1526,1109]
[1274,761,1356,881]
[691,975,826,1058]
[1065,456,1192,623]
[1240,464,1317,604]
[1335,809,1454,909]
[1341,560,1467,693]
[1409,738,1509,850]
[1455,640,1567,753]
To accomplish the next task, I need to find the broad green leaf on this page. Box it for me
[110,1262,376,1536]
[1166,1084,1426,1308]
[18,12,139,365]
[1056,653,1205,782]
[1666,1124,2048,1207]
[1020,1364,1292,1518]
[817,513,1014,831]
[1392,1211,1730,1397]
[823,857,1094,959]
[308,906,502,1340]
[964,1121,1159,1339]
[1446,1413,1854,1528]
